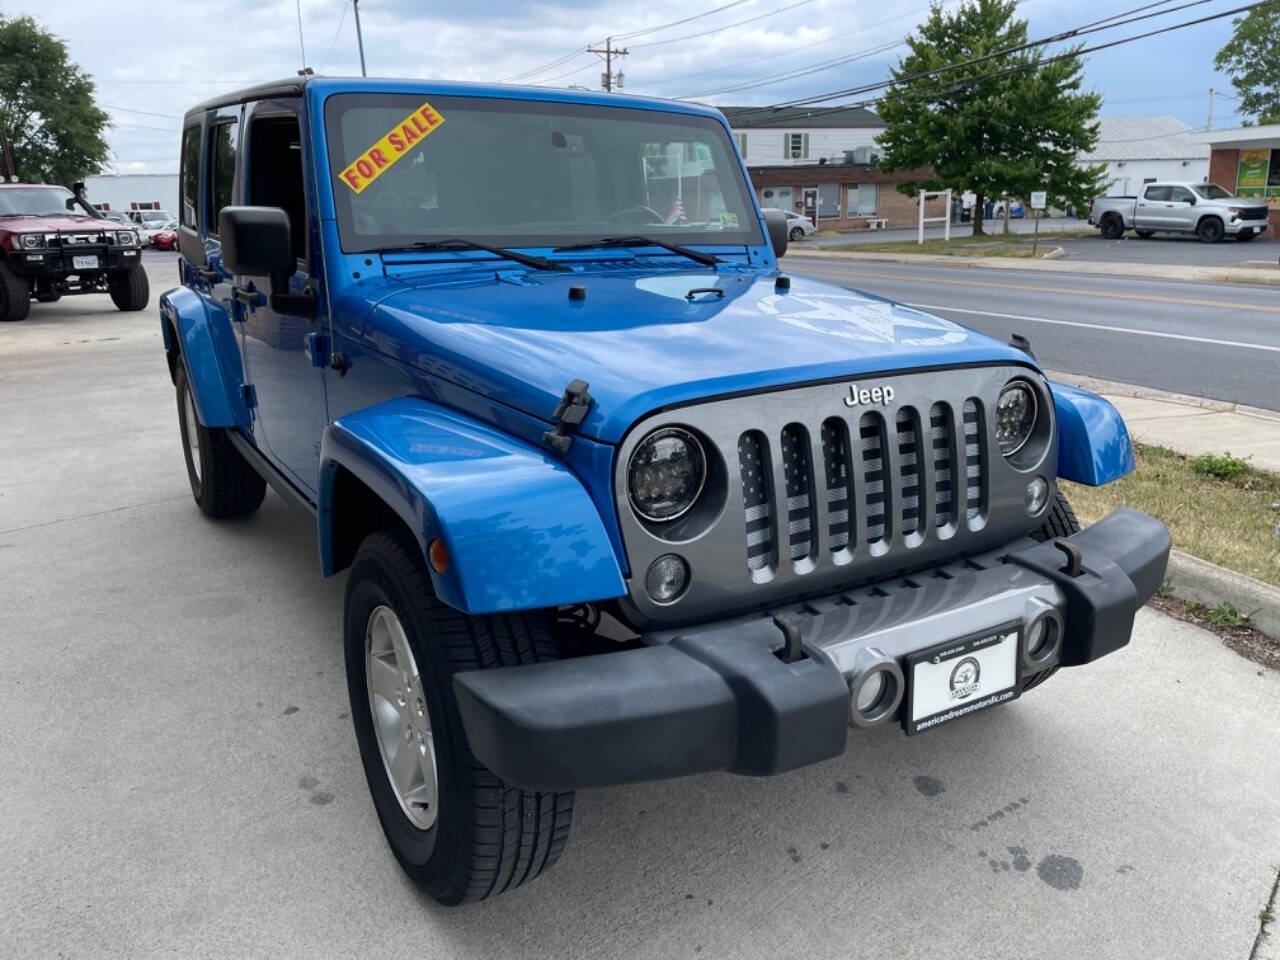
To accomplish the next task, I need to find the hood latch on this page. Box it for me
[543,379,592,455]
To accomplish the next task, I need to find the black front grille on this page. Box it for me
[1240,207,1269,222]
[738,430,772,571]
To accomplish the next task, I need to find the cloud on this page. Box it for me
[4,0,1239,174]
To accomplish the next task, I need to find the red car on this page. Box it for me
[151,223,178,251]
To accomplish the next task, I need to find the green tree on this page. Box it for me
[877,0,1106,235]
[1214,5,1280,124]
[0,14,109,185]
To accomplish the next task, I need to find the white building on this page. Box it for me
[1081,116,1210,195]
[82,173,179,216]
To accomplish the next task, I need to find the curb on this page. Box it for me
[1163,551,1280,638]
[789,247,1280,287]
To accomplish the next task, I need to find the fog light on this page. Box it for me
[1026,476,1049,515]
[645,554,689,603]
[855,671,886,712]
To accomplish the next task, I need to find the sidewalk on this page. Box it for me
[1048,371,1280,473]
[788,246,1280,287]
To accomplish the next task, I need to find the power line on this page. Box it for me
[318,1,351,72]
[501,0,754,83]
[102,104,182,119]
[684,38,903,98]
[630,0,814,49]
[614,0,752,41]
[727,0,1278,128]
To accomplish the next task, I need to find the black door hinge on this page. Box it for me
[543,379,592,455]
[242,384,257,409]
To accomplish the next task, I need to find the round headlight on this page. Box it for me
[995,380,1038,457]
[628,427,707,522]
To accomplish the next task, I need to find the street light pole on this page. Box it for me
[353,0,367,77]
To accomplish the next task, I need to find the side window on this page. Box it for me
[1169,186,1194,203]
[208,119,238,237]
[1144,185,1170,202]
[246,113,308,265]
[179,125,200,230]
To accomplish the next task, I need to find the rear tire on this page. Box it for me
[1099,215,1124,239]
[1196,217,1224,244]
[175,363,266,518]
[0,260,31,321]
[344,527,574,905]
[1023,490,1081,691]
[1135,230,1154,238]
[108,264,149,311]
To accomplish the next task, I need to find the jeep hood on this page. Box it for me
[361,266,1032,444]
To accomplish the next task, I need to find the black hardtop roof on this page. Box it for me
[183,78,306,118]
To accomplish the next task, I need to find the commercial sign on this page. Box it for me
[1237,149,1271,193]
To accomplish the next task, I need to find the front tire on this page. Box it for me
[174,363,266,517]
[108,264,149,311]
[0,260,31,321]
[1197,217,1224,244]
[1023,490,1081,691]
[345,527,574,905]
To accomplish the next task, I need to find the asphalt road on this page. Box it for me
[785,255,1280,412]
[3,264,1279,959]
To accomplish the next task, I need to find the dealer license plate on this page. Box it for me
[72,255,98,270]
[905,626,1021,735]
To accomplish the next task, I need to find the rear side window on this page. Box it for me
[179,125,200,230]
[208,119,238,237]
[1144,185,1170,201]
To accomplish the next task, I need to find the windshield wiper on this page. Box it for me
[554,235,721,267]
[371,238,569,272]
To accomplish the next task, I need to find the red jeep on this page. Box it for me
[0,183,149,321]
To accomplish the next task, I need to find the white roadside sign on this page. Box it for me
[1030,191,1047,210]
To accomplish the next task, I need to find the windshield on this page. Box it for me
[0,186,81,217]
[139,211,170,223]
[324,93,763,253]
[1193,183,1234,200]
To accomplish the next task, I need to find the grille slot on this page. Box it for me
[860,413,888,545]
[895,409,922,536]
[821,417,853,552]
[738,430,773,571]
[963,398,984,519]
[780,423,814,561]
[930,402,955,527]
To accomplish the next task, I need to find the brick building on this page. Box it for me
[1198,124,1280,237]
[721,106,942,229]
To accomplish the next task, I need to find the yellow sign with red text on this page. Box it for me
[339,101,445,194]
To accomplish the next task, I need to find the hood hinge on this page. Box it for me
[543,379,592,455]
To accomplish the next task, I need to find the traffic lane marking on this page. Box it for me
[907,302,1280,354]
[792,265,1280,315]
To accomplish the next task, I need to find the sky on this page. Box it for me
[0,0,1250,175]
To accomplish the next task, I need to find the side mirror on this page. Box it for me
[1187,195,1196,206]
[763,208,789,259]
[219,206,313,317]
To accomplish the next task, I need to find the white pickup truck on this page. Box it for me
[1089,181,1270,243]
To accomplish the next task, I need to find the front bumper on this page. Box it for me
[1226,216,1269,235]
[8,244,141,280]
[454,508,1170,791]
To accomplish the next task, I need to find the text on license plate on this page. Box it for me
[906,628,1020,734]
[72,255,98,270]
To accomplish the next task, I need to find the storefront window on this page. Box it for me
[817,182,840,219]
[845,183,878,216]
[1236,148,1280,204]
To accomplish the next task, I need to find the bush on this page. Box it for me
[1192,451,1251,480]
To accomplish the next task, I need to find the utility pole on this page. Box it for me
[1207,87,1214,131]
[353,0,367,77]
[587,37,628,92]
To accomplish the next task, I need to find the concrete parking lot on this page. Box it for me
[2,262,1278,959]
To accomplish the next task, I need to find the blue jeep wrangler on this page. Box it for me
[160,76,1170,904]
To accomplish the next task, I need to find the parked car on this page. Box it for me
[128,208,173,228]
[161,76,1170,905]
[0,183,147,319]
[99,210,134,226]
[151,221,178,251]
[993,200,1026,219]
[1089,182,1268,243]
[761,207,815,241]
